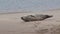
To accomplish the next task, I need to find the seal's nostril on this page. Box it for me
[21,17,23,20]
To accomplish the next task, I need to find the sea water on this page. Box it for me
[0,0,60,13]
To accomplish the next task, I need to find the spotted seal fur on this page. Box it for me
[21,14,53,22]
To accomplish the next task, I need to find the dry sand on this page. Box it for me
[0,10,60,34]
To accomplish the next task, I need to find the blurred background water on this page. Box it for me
[0,0,60,13]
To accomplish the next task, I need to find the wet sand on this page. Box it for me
[0,10,60,34]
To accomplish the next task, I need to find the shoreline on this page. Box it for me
[0,9,58,14]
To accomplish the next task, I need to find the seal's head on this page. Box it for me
[21,17,30,22]
[21,17,24,20]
